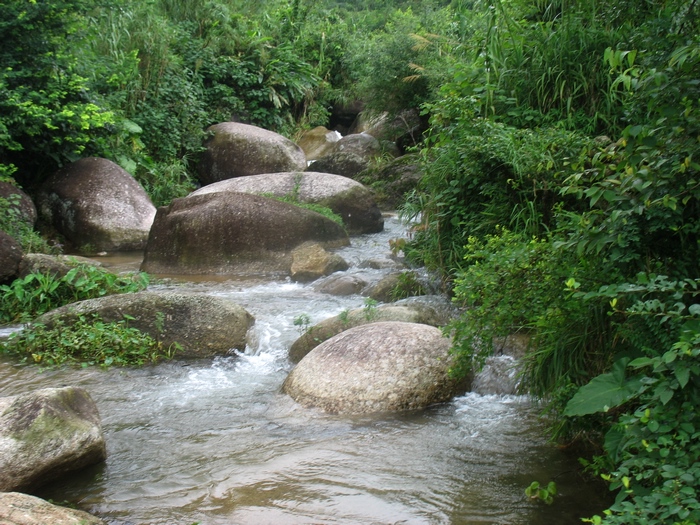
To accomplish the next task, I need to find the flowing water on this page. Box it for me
[0,215,609,524]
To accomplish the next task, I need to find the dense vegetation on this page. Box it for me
[1,0,699,522]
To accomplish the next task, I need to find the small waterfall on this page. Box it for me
[472,355,521,395]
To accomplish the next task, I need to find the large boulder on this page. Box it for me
[283,321,466,414]
[0,493,104,525]
[296,126,341,161]
[0,492,104,525]
[0,231,23,284]
[288,302,451,363]
[308,133,385,179]
[141,192,348,277]
[0,387,106,493]
[36,158,156,253]
[198,122,307,185]
[0,181,37,227]
[36,292,254,359]
[191,171,384,234]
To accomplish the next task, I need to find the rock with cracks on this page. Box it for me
[0,387,106,493]
[36,291,254,359]
[283,321,466,414]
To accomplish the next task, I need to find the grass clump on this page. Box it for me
[0,266,149,324]
[1,315,177,368]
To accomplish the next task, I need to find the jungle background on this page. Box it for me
[1,0,699,522]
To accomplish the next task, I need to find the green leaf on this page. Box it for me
[564,359,642,416]
[675,366,691,388]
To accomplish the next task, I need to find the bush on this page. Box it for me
[1,314,177,368]
[0,265,149,324]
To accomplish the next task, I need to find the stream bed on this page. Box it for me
[0,215,609,524]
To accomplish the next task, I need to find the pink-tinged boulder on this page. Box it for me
[0,387,106,493]
[141,192,348,277]
[198,122,307,185]
[37,158,155,252]
[283,321,467,414]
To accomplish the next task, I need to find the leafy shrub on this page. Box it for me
[0,266,149,324]
[1,315,177,368]
[0,192,55,254]
[563,276,700,524]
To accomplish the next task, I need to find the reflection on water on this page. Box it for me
[0,216,609,524]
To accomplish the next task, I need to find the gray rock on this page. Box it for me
[191,171,384,234]
[0,492,104,525]
[141,192,348,277]
[314,274,368,296]
[37,158,156,253]
[307,132,385,178]
[0,387,106,492]
[288,303,450,363]
[0,231,23,284]
[36,291,254,359]
[198,122,307,185]
[0,182,37,227]
[290,242,348,283]
[283,321,466,414]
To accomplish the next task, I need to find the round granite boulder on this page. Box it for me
[36,158,155,252]
[198,122,307,185]
[283,321,466,414]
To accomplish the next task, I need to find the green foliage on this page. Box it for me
[0,266,149,324]
[525,480,557,505]
[565,278,700,524]
[446,229,611,390]
[1,314,177,368]
[390,271,426,300]
[293,313,312,335]
[0,192,55,253]
[401,109,591,283]
[0,0,117,185]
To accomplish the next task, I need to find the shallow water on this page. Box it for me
[0,216,609,524]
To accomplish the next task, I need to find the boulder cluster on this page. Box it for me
[0,119,468,524]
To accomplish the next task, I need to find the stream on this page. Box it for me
[0,215,609,524]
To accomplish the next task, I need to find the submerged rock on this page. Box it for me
[0,492,104,525]
[0,387,106,492]
[283,321,466,414]
[36,291,254,359]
